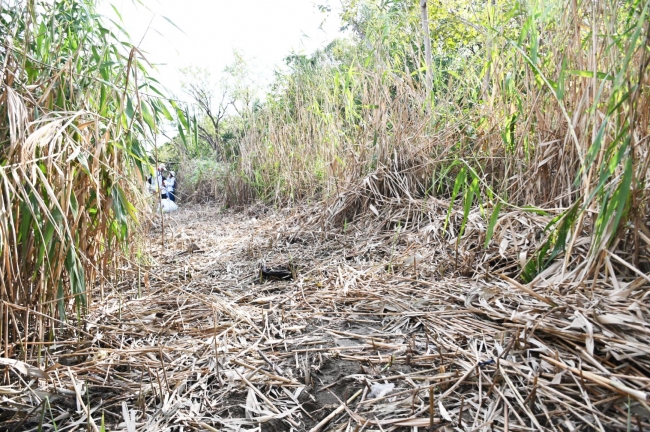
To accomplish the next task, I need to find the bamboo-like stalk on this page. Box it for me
[0,0,179,350]
[179,0,650,287]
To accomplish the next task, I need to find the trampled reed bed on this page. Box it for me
[1,0,649,428]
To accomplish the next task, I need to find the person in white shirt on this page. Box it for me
[167,171,176,202]
[157,164,168,199]
[146,173,155,193]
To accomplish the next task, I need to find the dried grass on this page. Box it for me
[0,0,174,354]
[2,203,648,431]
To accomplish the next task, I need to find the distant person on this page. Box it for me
[167,171,177,202]
[146,170,158,194]
[157,164,168,199]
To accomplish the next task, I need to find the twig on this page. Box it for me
[258,349,285,376]
[235,369,300,428]
[498,274,558,307]
[309,389,363,432]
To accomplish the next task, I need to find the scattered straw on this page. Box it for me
[2,202,649,431]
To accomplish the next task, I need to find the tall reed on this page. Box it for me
[0,0,179,354]
[223,0,649,282]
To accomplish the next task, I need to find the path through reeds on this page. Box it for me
[2,203,649,431]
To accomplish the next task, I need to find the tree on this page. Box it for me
[180,53,261,162]
[222,50,261,118]
[180,66,232,159]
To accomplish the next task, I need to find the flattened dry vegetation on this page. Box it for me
[2,200,649,431]
[2,0,650,430]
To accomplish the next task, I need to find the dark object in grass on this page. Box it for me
[260,264,295,281]
[479,359,495,368]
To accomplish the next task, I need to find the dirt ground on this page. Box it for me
[3,203,649,431]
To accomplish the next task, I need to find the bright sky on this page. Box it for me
[99,0,346,102]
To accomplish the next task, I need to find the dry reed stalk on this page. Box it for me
[3,204,648,431]
[1,0,178,358]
